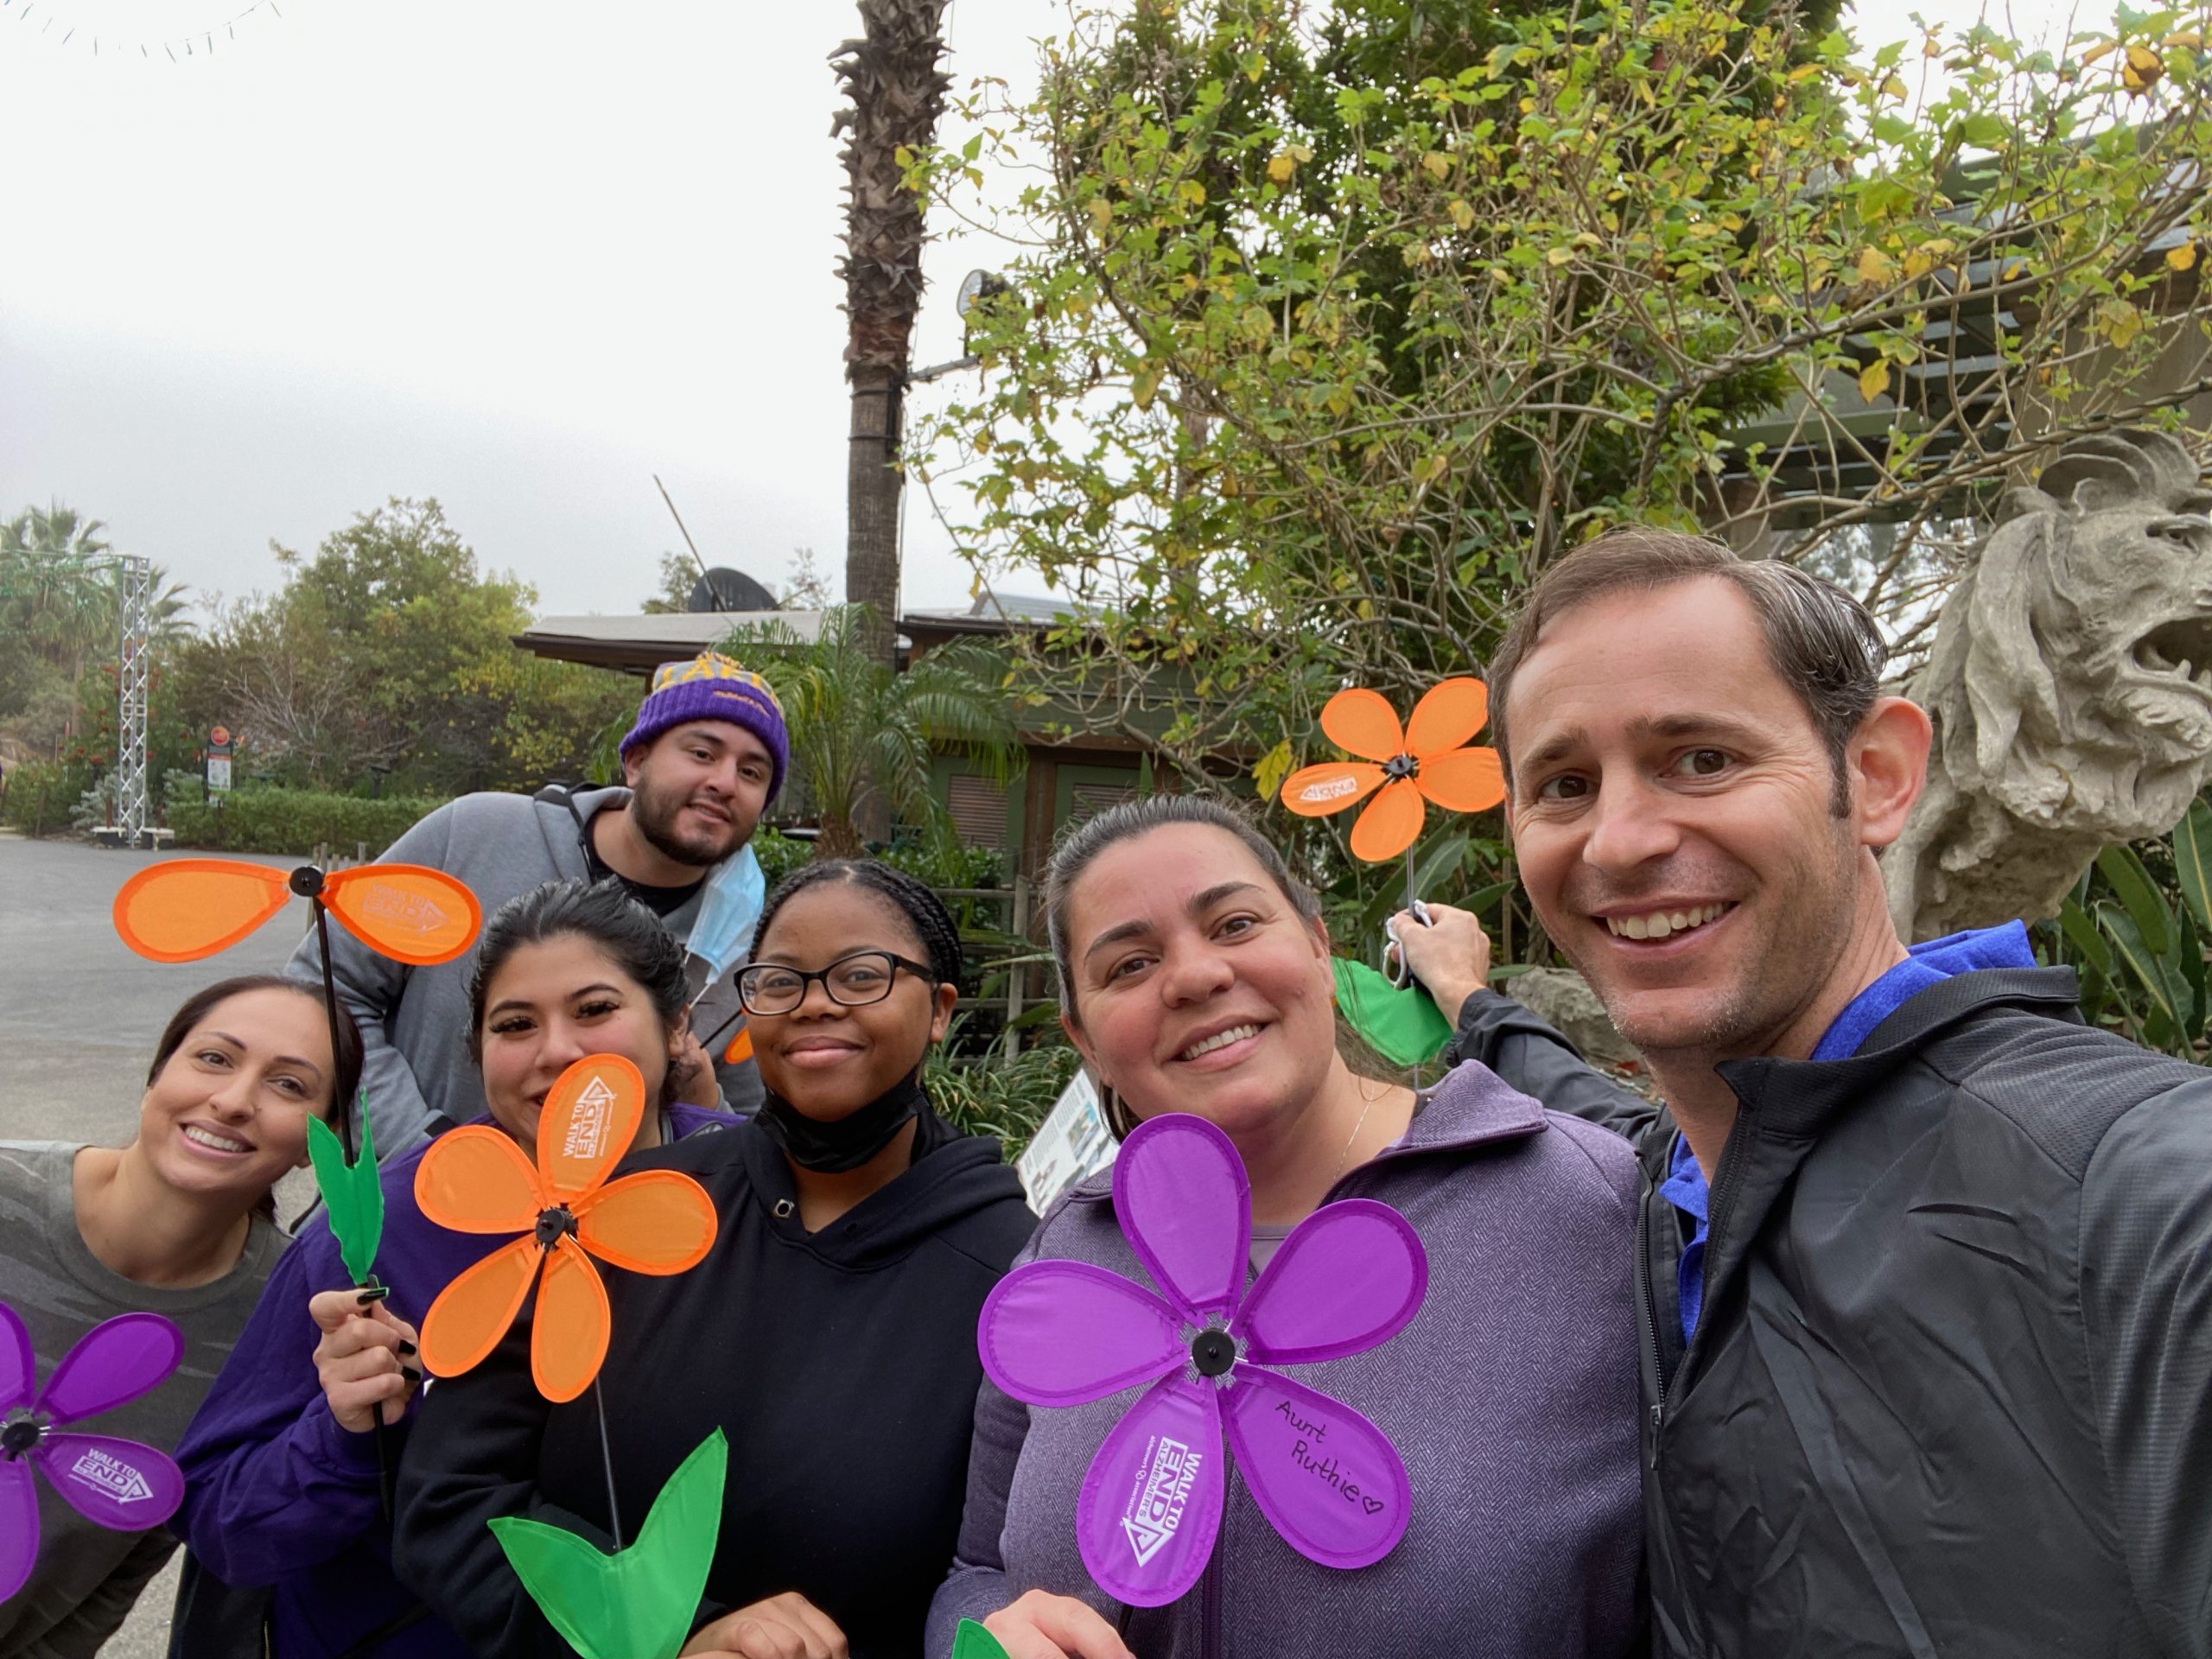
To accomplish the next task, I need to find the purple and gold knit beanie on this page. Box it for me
[619,651,789,801]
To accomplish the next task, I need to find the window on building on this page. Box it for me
[1069,781,1138,824]
[948,772,1009,848]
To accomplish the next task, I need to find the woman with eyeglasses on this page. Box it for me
[393,860,1037,1659]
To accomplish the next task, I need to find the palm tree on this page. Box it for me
[723,605,1023,859]
[0,504,116,680]
[831,1,953,671]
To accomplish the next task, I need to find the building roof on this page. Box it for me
[517,588,1082,672]
[899,589,1090,639]
[512,610,855,675]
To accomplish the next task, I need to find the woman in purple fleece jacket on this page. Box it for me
[930,798,1643,1659]
[171,880,740,1658]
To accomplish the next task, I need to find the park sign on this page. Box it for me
[204,726,233,794]
[1016,1066,1117,1212]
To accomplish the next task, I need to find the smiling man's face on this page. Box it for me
[623,720,771,868]
[1503,577,1868,1065]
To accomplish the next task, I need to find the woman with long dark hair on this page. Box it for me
[175,880,738,1658]
[0,976,358,1658]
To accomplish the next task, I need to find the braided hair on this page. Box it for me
[749,859,966,995]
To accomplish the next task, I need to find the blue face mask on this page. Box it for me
[683,843,766,1002]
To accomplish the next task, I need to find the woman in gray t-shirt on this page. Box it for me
[0,975,359,1658]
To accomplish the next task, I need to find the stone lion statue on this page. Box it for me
[1885,429,2212,941]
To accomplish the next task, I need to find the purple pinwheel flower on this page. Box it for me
[977,1112,1428,1608]
[0,1302,187,1603]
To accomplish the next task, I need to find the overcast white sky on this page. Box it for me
[1,0,2089,624]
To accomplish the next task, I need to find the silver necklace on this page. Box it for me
[1331,1085,1381,1184]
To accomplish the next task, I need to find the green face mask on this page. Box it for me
[1332,957,1454,1068]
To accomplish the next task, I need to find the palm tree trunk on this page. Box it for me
[832,0,952,673]
[814,811,867,861]
[846,368,904,662]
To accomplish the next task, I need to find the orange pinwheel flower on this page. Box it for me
[1278,677,1505,862]
[415,1055,717,1403]
[113,859,480,966]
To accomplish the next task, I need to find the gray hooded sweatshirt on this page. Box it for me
[926,1061,1644,1659]
[288,785,761,1156]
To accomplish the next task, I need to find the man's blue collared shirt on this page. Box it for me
[1660,921,2035,1344]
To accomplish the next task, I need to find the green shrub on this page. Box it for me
[880,836,1007,893]
[747,826,1008,896]
[70,776,120,834]
[2038,798,2212,1064]
[925,1025,1079,1160]
[748,826,813,891]
[0,760,93,837]
[165,779,450,856]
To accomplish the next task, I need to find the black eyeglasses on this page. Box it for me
[735,950,938,1016]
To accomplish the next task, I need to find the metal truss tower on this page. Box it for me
[114,555,153,847]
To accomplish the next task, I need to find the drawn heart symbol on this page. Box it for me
[1363,1497,1384,1516]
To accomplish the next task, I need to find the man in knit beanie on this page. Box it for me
[289,649,790,1153]
[611,652,788,869]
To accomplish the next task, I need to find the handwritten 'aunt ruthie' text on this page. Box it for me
[1274,1398,1387,1517]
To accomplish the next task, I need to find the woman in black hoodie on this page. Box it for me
[391,861,1037,1659]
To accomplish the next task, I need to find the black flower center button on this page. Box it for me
[1191,1328,1236,1378]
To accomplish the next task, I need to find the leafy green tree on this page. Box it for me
[912,0,2209,773]
[268,499,534,786]
[453,649,641,791]
[0,504,114,681]
[169,498,616,795]
[641,552,699,614]
[722,605,1023,858]
[0,504,191,765]
[906,0,2210,953]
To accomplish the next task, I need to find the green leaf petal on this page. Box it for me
[306,1094,382,1286]
[2096,844,2174,957]
[491,1428,728,1659]
[953,1620,1017,1659]
[2174,798,2212,936]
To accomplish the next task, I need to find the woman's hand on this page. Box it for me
[671,1027,724,1111]
[308,1290,420,1433]
[981,1591,1136,1659]
[680,1592,848,1659]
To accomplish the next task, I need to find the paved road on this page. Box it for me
[0,834,321,1656]
[0,836,307,1143]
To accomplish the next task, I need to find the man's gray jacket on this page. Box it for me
[289,785,761,1155]
[1449,968,2212,1658]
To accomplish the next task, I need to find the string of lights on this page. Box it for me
[0,0,286,60]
